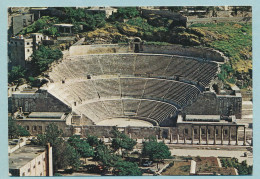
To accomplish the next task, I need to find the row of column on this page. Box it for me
[175,125,247,146]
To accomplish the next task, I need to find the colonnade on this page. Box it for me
[174,124,247,146]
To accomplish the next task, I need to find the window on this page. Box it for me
[40,172,42,176]
[20,42,23,45]
[38,161,41,165]
[33,165,35,169]
[28,168,30,172]
[202,129,205,135]
[27,49,30,52]
[33,126,37,131]
[25,126,29,130]
[22,172,25,176]
[11,41,13,44]
[38,126,42,131]
[216,129,219,135]
[23,19,27,27]
[27,42,29,45]
[224,129,228,135]
[194,129,197,134]
[208,129,210,134]
[185,129,188,134]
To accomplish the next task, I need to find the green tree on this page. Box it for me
[86,135,100,147]
[168,6,184,12]
[85,13,106,30]
[8,65,26,83]
[8,117,30,139]
[68,135,94,158]
[110,7,139,20]
[35,123,80,172]
[94,142,120,172]
[113,160,142,176]
[31,45,63,75]
[142,139,171,169]
[111,127,137,157]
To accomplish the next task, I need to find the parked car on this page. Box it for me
[142,160,153,167]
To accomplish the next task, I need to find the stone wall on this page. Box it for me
[70,125,163,139]
[187,16,252,27]
[69,44,132,56]
[11,90,71,113]
[141,9,187,26]
[183,91,242,119]
[69,44,228,63]
[16,120,72,136]
[142,44,227,62]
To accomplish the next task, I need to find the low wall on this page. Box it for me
[69,44,228,63]
[142,44,227,62]
[69,44,131,56]
[68,125,177,139]
[187,17,252,27]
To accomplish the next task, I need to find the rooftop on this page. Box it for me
[28,112,65,119]
[9,145,46,169]
[53,24,74,27]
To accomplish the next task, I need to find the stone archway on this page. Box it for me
[131,37,143,53]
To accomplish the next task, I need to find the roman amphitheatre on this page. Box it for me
[11,38,252,145]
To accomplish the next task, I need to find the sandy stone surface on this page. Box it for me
[96,118,153,127]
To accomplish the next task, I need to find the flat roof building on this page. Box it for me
[9,144,53,176]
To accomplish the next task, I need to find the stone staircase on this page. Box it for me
[237,101,253,128]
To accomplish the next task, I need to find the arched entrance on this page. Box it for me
[131,37,143,53]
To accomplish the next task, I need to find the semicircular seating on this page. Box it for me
[73,98,177,126]
[49,53,218,87]
[47,53,218,126]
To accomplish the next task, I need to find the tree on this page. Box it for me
[35,123,80,172]
[113,161,142,176]
[110,7,139,20]
[8,117,30,139]
[86,135,100,147]
[168,6,184,13]
[93,142,120,172]
[142,139,171,170]
[31,45,63,75]
[8,65,26,83]
[111,127,137,157]
[68,135,94,158]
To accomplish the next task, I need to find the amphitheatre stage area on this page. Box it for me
[96,118,154,127]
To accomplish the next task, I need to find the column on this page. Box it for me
[129,133,132,139]
[199,125,201,144]
[191,126,194,145]
[214,126,216,145]
[170,134,173,144]
[221,125,224,145]
[236,126,239,145]
[243,126,246,146]
[183,130,186,144]
[156,135,158,141]
[228,126,231,145]
[206,126,208,145]
[177,131,179,144]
